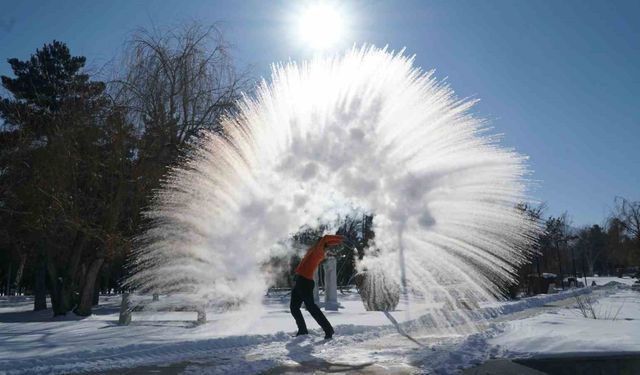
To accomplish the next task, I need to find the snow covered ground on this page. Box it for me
[1,277,639,374]
[491,285,640,356]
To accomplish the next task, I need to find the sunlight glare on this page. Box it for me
[297,3,345,50]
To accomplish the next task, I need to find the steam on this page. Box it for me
[125,46,538,331]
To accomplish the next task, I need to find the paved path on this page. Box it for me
[462,359,549,375]
[96,356,414,374]
[463,353,640,375]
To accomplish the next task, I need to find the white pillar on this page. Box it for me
[313,268,320,303]
[196,306,207,325]
[118,293,131,325]
[323,257,338,311]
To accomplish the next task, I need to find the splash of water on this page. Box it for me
[125,46,538,331]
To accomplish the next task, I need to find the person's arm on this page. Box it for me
[320,235,344,257]
[322,234,344,246]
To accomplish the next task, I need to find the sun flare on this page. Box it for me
[296,3,345,50]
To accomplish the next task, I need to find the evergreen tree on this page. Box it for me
[0,41,134,315]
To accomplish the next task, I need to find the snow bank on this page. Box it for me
[480,287,592,318]
[490,289,640,357]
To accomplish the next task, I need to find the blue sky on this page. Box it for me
[1,1,638,226]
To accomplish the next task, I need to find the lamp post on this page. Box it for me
[556,242,564,290]
[581,251,588,286]
[567,235,579,286]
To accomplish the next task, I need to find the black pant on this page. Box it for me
[290,275,333,334]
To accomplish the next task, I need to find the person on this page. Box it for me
[290,234,344,339]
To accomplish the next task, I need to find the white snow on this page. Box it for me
[489,287,640,357]
[585,276,638,286]
[1,277,639,374]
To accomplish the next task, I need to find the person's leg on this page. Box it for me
[289,279,308,334]
[301,281,334,336]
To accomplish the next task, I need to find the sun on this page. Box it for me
[296,3,345,51]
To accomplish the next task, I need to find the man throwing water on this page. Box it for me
[290,234,344,339]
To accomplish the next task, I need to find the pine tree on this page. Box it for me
[0,41,134,315]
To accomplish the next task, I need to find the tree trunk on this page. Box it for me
[14,254,26,295]
[46,232,87,316]
[4,263,11,296]
[92,277,100,306]
[75,258,104,316]
[46,253,72,316]
[34,252,47,311]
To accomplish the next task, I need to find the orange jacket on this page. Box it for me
[295,235,343,280]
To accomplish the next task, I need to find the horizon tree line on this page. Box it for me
[512,197,640,297]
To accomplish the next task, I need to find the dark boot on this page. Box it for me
[324,327,334,340]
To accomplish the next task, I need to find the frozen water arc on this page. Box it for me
[125,46,538,318]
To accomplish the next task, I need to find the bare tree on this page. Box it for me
[575,225,606,276]
[539,213,573,288]
[113,22,248,156]
[614,197,640,244]
[110,22,250,229]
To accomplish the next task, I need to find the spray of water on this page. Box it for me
[125,46,538,331]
